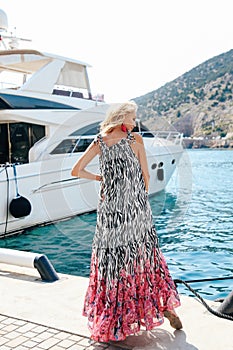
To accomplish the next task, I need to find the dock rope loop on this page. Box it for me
[174,279,233,321]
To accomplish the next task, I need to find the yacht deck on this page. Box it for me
[0,263,231,350]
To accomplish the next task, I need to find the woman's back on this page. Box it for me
[94,132,150,248]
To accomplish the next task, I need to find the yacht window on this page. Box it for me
[12,123,46,163]
[50,139,77,154]
[50,137,94,154]
[70,122,100,136]
[0,93,79,110]
[73,138,94,152]
[132,122,154,137]
[69,121,154,138]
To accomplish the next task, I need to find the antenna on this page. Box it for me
[0,9,31,49]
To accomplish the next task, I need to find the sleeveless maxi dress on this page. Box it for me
[83,132,180,342]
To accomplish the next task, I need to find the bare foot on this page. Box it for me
[164,310,183,330]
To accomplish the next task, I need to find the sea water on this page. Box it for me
[0,149,232,301]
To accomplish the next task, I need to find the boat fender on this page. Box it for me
[217,290,233,316]
[9,164,32,218]
[9,196,32,218]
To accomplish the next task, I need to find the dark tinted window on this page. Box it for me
[0,93,79,110]
[70,122,100,136]
[50,139,77,154]
[50,138,94,154]
[132,122,154,137]
[73,138,94,152]
[70,122,153,137]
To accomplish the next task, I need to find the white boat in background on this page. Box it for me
[0,10,183,237]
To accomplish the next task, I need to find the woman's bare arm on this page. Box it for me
[71,141,102,181]
[133,133,150,192]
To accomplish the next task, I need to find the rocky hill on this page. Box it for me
[133,49,233,148]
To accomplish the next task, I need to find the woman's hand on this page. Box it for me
[95,174,102,181]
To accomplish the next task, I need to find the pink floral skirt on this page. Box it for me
[83,241,180,342]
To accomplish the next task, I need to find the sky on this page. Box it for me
[0,0,233,102]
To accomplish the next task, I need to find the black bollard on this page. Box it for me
[34,255,59,282]
[217,290,233,316]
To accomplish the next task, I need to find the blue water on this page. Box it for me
[0,149,233,301]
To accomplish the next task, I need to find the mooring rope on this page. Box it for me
[175,276,233,284]
[174,278,233,321]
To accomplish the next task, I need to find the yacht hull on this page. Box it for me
[0,140,183,237]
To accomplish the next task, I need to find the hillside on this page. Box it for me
[134,49,233,148]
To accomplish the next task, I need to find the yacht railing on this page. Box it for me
[70,131,183,145]
[29,130,184,161]
[0,81,19,89]
[139,131,183,146]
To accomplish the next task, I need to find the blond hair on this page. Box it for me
[100,101,138,134]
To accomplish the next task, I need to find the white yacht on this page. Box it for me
[0,12,183,237]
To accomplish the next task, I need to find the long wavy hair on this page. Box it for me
[100,101,138,134]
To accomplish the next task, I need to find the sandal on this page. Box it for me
[164,310,183,330]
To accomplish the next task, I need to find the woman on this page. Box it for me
[71,101,182,342]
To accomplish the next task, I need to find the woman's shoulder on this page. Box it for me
[87,134,101,153]
[93,133,103,144]
[131,132,143,144]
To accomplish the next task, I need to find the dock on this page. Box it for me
[0,262,232,349]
